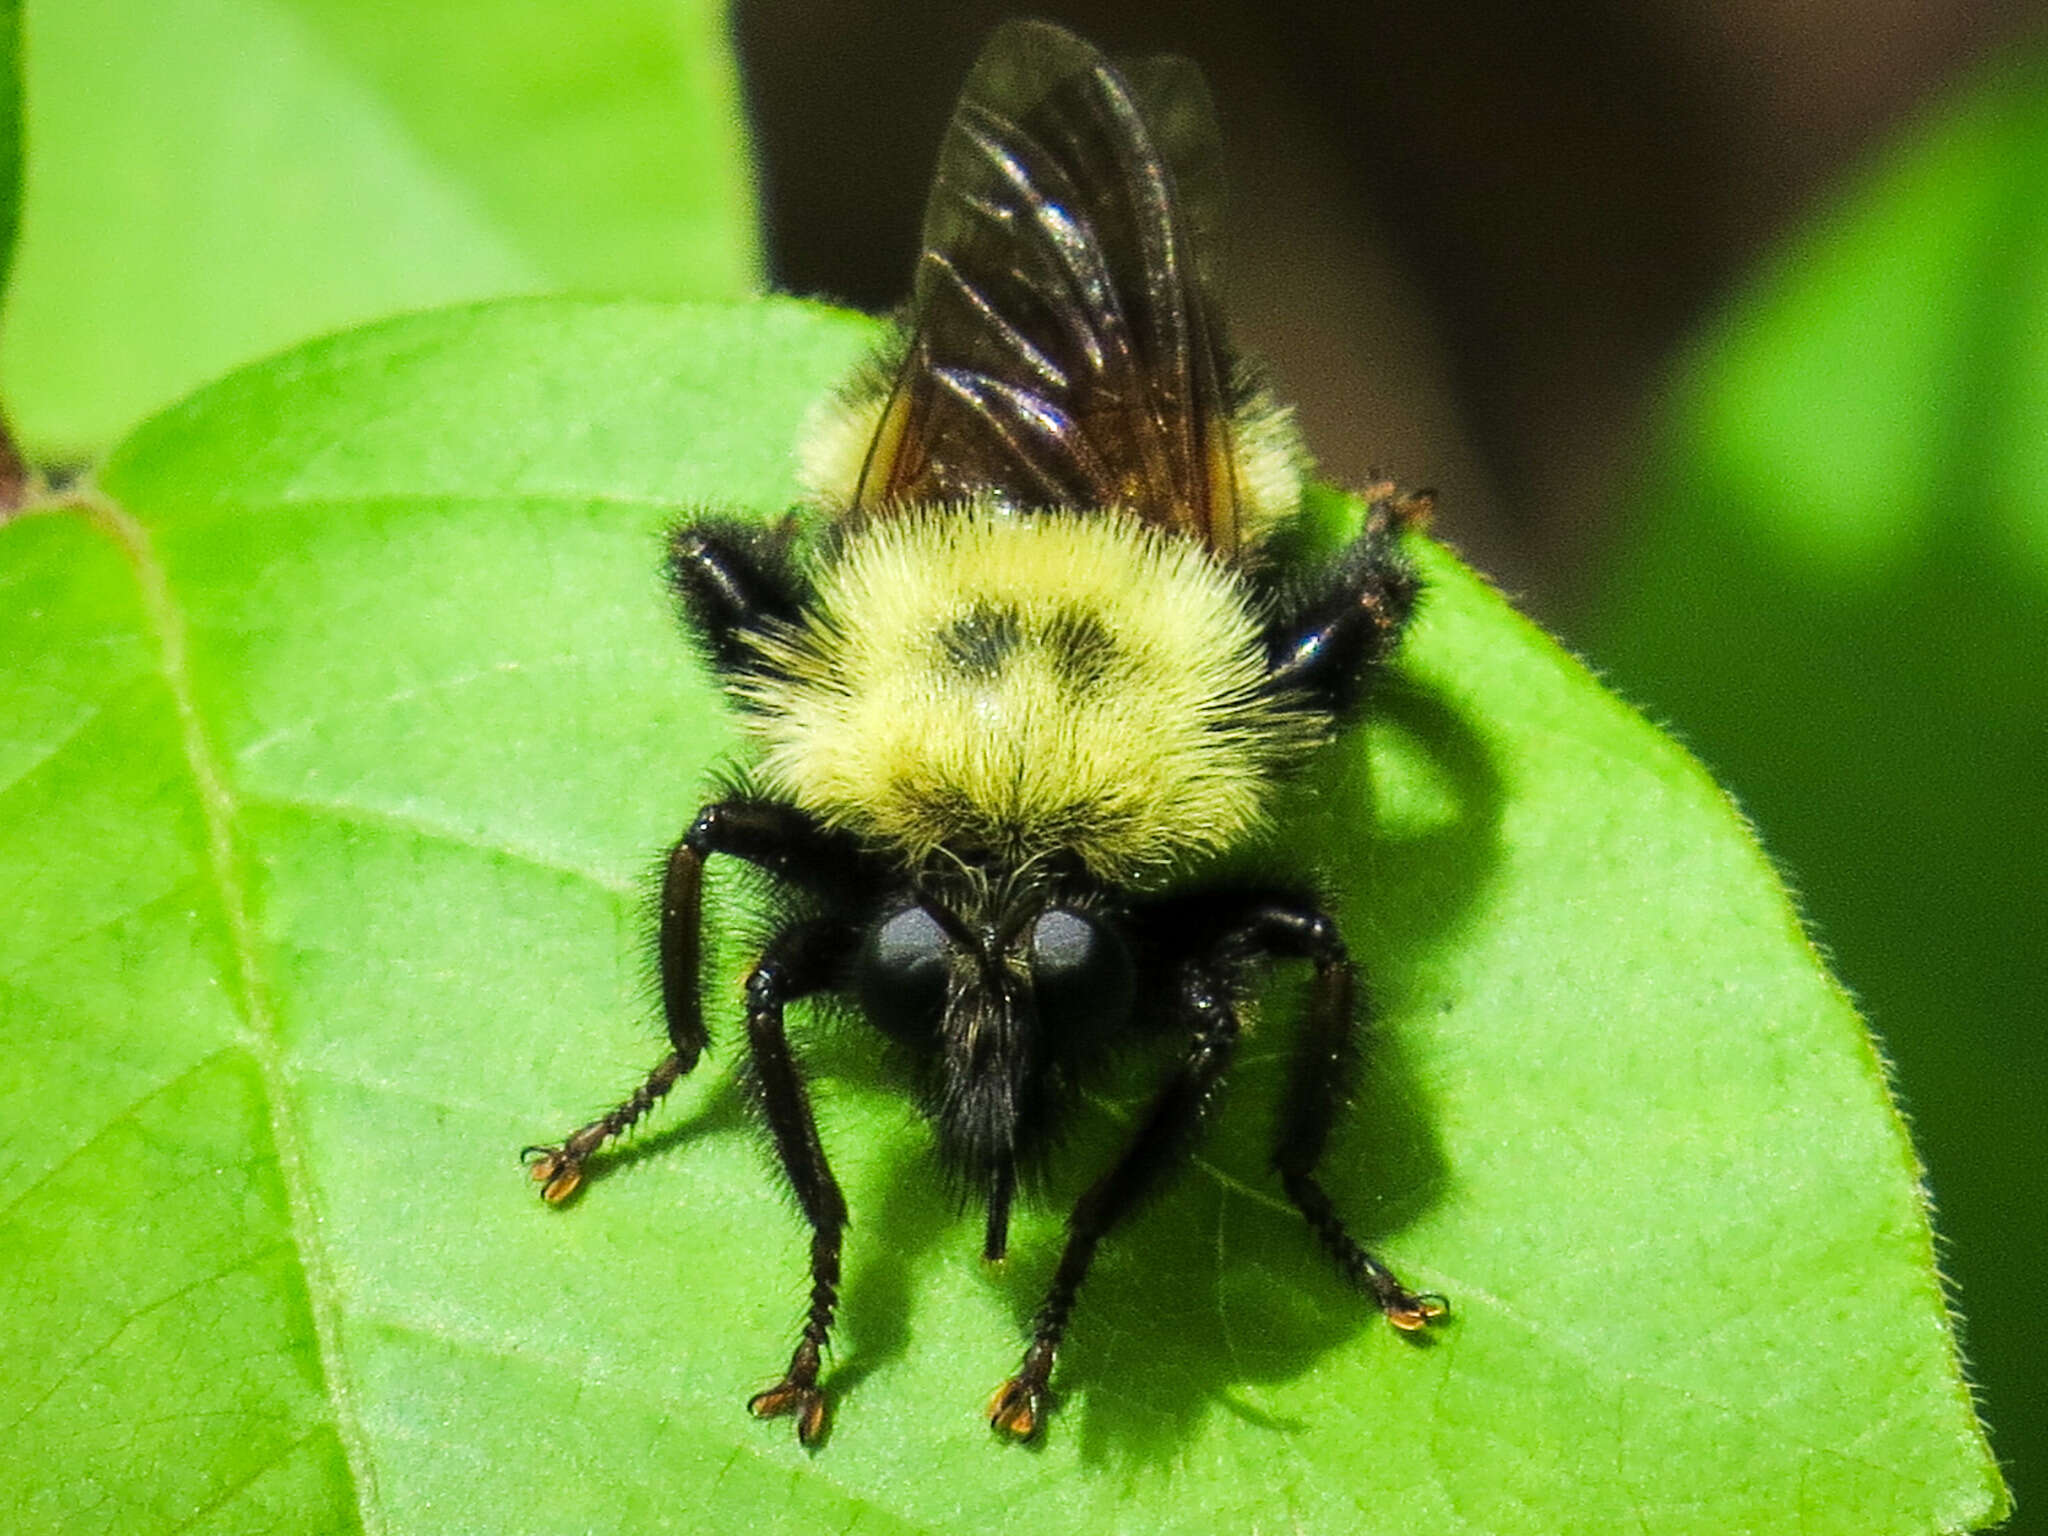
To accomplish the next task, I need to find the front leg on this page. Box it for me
[988,964,1242,1440]
[523,800,860,1201]
[736,919,858,1447]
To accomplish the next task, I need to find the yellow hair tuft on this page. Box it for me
[739,508,1320,883]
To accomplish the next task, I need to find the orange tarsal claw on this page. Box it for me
[521,1147,584,1204]
[986,1377,1045,1441]
[750,1380,829,1447]
[1387,1291,1450,1332]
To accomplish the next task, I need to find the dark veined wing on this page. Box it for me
[853,20,1247,554]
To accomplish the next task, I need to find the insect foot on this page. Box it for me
[1384,1289,1451,1332]
[986,1338,1057,1441]
[749,1341,829,1447]
[520,1139,597,1204]
[986,1377,1046,1442]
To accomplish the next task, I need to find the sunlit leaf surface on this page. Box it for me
[0,298,2000,1534]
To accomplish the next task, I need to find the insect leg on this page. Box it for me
[739,918,857,1447]
[1259,489,1422,715]
[666,518,807,674]
[1244,899,1447,1329]
[523,800,859,1202]
[988,964,1241,1440]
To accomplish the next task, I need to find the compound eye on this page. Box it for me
[855,904,953,1041]
[1029,907,1134,1039]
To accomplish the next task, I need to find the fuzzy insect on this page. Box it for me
[524,17,1444,1444]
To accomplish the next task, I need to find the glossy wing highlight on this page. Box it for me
[854,21,1244,553]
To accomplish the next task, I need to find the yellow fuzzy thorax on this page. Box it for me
[740,509,1321,884]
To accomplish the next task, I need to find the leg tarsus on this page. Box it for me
[987,1338,1057,1440]
[521,1049,687,1203]
[741,930,853,1442]
[1278,1166,1447,1330]
[521,816,717,1202]
[1256,900,1447,1334]
[749,1337,829,1446]
[522,802,860,1205]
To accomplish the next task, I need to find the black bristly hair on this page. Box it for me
[522,496,1444,1446]
[664,515,809,677]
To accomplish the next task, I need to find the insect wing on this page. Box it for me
[855,21,1244,553]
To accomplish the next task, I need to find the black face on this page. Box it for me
[852,897,1136,1050]
[851,889,1138,1263]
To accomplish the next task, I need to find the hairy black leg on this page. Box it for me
[666,518,807,674]
[523,799,863,1202]
[984,1159,1017,1264]
[739,919,857,1447]
[988,965,1241,1440]
[1261,489,1425,716]
[1243,900,1447,1330]
[522,830,710,1203]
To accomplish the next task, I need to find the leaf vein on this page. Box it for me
[163,1425,333,1536]
[0,1045,243,1227]
[243,787,636,897]
[82,489,385,1534]
[3,1239,296,1435]
[0,699,106,806]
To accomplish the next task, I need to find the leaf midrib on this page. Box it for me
[78,485,383,1534]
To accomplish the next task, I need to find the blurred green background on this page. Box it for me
[5,0,2039,1527]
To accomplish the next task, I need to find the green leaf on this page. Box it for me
[0,0,21,300]
[1580,47,2048,1532]
[2,298,2000,1534]
[0,0,758,462]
